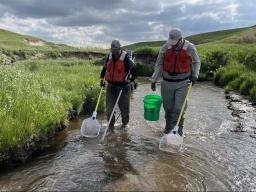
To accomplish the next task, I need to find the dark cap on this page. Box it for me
[111,40,121,52]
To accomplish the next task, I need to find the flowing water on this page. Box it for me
[0,81,256,191]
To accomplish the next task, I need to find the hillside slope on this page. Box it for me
[123,25,256,50]
[0,28,76,51]
[0,28,106,64]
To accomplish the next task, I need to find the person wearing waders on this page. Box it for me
[100,40,137,131]
[150,28,200,136]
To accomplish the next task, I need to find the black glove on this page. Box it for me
[100,79,105,87]
[133,81,137,90]
[190,76,197,86]
[121,83,129,91]
[151,82,156,91]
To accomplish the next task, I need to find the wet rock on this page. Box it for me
[226,90,256,135]
[56,122,66,132]
[229,94,243,102]
[234,122,246,132]
[250,134,256,139]
[47,129,56,139]
[231,110,246,117]
[68,110,78,120]
[225,95,231,99]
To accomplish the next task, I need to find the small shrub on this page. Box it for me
[136,62,154,76]
[239,76,256,95]
[214,67,224,84]
[249,86,256,101]
[205,50,231,71]
[15,50,28,59]
[227,76,246,90]
[224,85,232,94]
[93,57,105,66]
[244,51,256,71]
[28,61,39,72]
[48,51,62,58]
[215,63,245,86]
[237,34,256,44]
[134,47,158,55]
[198,73,207,81]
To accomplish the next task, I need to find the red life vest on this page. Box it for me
[105,51,127,83]
[163,41,191,74]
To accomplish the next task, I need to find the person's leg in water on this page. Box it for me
[118,84,131,128]
[172,82,189,136]
[106,84,117,131]
[161,80,175,134]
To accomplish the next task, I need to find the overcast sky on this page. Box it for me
[0,0,255,48]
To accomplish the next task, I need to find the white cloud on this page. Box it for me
[0,13,109,48]
[222,3,239,22]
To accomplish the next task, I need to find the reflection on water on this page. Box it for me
[0,81,255,191]
[101,130,138,179]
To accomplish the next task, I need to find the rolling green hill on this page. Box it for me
[123,25,256,50]
[186,25,256,44]
[0,28,106,64]
[0,28,76,51]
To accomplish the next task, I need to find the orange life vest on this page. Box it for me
[163,41,191,74]
[105,51,127,83]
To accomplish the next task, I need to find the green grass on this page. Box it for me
[136,62,154,76]
[202,42,256,101]
[0,59,103,158]
[134,46,159,55]
[215,60,256,100]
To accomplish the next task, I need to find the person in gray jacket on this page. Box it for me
[150,28,200,136]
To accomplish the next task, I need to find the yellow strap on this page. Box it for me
[94,87,103,112]
[176,83,193,127]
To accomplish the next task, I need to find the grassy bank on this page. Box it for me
[215,60,256,101]
[0,59,103,161]
[197,43,256,101]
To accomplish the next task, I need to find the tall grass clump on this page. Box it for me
[134,47,159,55]
[215,61,245,86]
[136,62,154,76]
[249,87,256,101]
[0,68,67,154]
[239,73,256,95]
[215,59,256,99]
[244,50,256,71]
[0,59,102,158]
[199,48,232,73]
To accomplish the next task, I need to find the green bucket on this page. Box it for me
[143,94,162,121]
